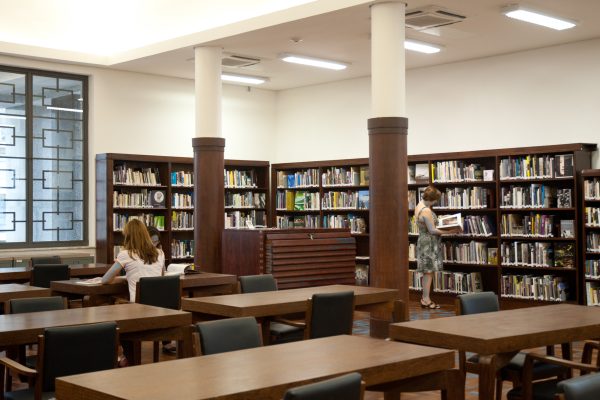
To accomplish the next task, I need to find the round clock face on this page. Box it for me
[154,191,165,203]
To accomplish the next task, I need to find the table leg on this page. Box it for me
[260,317,271,345]
[477,354,497,400]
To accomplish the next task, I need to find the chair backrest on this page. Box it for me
[195,316,261,355]
[8,296,66,314]
[457,291,499,315]
[558,373,600,400]
[39,321,118,392]
[30,256,61,267]
[30,264,70,288]
[239,274,277,293]
[283,372,364,400]
[136,274,181,310]
[306,291,355,339]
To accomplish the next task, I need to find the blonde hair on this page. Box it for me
[422,185,441,202]
[123,219,159,264]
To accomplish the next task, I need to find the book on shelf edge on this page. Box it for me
[415,163,429,184]
[436,213,462,230]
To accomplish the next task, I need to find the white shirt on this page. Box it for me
[116,249,165,302]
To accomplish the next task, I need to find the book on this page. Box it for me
[359,166,370,186]
[149,190,166,207]
[358,190,369,209]
[355,262,369,286]
[555,154,574,178]
[471,272,483,292]
[415,163,429,184]
[487,248,498,265]
[560,220,575,238]
[407,165,416,184]
[556,188,572,208]
[554,243,574,268]
[166,263,200,275]
[483,170,494,181]
[294,191,305,211]
[436,213,462,230]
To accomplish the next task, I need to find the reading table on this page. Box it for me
[0,263,112,283]
[0,283,51,311]
[56,335,462,400]
[389,303,600,400]
[181,284,398,341]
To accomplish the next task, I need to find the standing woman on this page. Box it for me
[414,186,461,309]
[102,219,165,302]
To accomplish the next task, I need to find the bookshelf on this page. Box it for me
[96,154,269,265]
[582,169,600,306]
[224,160,270,229]
[271,159,370,284]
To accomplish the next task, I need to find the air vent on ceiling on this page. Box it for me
[221,55,261,68]
[405,5,465,30]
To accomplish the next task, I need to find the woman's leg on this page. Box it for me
[422,272,432,303]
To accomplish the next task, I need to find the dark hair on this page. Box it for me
[146,225,162,249]
[422,185,441,201]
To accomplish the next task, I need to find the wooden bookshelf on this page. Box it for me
[582,169,600,306]
[96,154,269,265]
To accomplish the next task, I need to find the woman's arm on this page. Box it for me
[419,208,462,235]
[101,262,124,284]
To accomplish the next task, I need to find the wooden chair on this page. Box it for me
[456,292,569,400]
[506,341,600,400]
[135,274,181,362]
[556,372,600,400]
[0,322,118,400]
[194,316,262,355]
[30,264,69,289]
[238,274,304,343]
[288,291,355,339]
[283,372,365,400]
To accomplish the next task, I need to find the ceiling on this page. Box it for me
[2,0,600,91]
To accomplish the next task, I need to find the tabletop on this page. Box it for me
[0,263,112,282]
[0,283,51,303]
[56,334,455,400]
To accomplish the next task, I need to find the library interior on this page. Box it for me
[1,1,600,399]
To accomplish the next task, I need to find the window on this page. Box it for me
[0,66,87,248]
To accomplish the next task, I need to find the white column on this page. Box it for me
[371,1,406,117]
[194,46,222,137]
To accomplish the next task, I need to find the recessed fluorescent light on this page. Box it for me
[503,5,576,30]
[404,40,442,54]
[46,106,84,113]
[280,54,348,70]
[221,73,267,85]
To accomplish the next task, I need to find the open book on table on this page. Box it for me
[436,213,463,231]
[166,263,201,275]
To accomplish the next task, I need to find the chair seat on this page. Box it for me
[5,388,56,400]
[270,322,304,343]
[506,379,562,400]
[468,352,567,380]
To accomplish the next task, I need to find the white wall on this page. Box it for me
[0,55,276,254]
[275,38,600,167]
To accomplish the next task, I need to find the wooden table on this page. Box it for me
[0,303,193,364]
[0,263,111,283]
[181,284,398,340]
[0,283,51,311]
[50,272,237,305]
[56,334,462,400]
[389,303,600,400]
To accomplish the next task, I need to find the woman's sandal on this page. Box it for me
[420,299,441,309]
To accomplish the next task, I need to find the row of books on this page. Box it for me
[500,185,572,208]
[172,211,193,230]
[436,186,491,209]
[224,169,257,188]
[584,178,600,200]
[113,213,165,231]
[585,260,600,278]
[113,189,164,208]
[322,190,369,210]
[171,239,194,259]
[113,166,161,186]
[587,233,600,252]
[585,281,600,306]
[276,169,320,188]
[501,274,569,301]
[225,192,266,209]
[321,166,369,186]
[276,191,320,211]
[409,270,483,294]
[224,210,266,228]
[322,215,367,234]
[500,241,574,268]
[275,215,320,229]
[461,215,495,236]
[500,214,556,237]
[499,154,573,180]
[584,207,600,227]
[172,193,193,208]
[443,241,490,265]
[432,161,485,183]
[171,171,193,186]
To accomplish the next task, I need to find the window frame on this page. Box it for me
[0,65,88,249]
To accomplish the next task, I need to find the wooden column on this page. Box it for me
[193,137,225,272]
[369,116,408,336]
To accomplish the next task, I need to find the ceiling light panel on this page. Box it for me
[503,5,576,31]
[280,54,348,70]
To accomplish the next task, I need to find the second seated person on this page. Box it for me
[101,219,165,302]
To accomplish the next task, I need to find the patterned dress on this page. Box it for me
[416,206,443,273]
